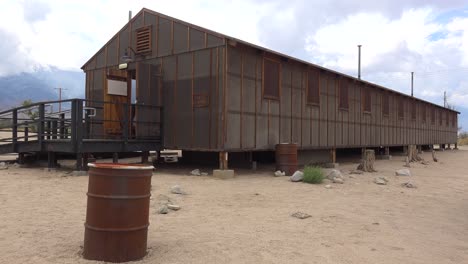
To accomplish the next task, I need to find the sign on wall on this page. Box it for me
[107,79,127,96]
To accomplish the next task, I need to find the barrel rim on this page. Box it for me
[88,163,154,170]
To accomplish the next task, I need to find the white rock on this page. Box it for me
[274,170,285,177]
[291,212,311,219]
[374,177,388,185]
[158,205,169,214]
[325,184,332,189]
[395,168,411,177]
[167,204,181,211]
[402,182,417,188]
[190,169,201,176]
[171,185,187,195]
[290,171,304,182]
[327,169,343,180]
[332,177,344,184]
[201,172,209,176]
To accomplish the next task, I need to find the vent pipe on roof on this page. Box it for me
[357,45,362,80]
[411,72,414,97]
[129,10,132,21]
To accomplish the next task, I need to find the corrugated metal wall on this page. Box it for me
[225,44,458,151]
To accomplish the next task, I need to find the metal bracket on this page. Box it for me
[84,107,96,117]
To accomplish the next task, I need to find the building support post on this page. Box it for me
[384,147,390,156]
[454,143,458,150]
[403,145,408,155]
[417,145,422,154]
[141,151,149,164]
[330,148,336,164]
[219,151,228,170]
[76,153,83,171]
[447,144,451,150]
[18,153,25,165]
[83,153,89,171]
[112,152,119,163]
[47,152,57,169]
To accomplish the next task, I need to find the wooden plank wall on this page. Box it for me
[224,45,458,151]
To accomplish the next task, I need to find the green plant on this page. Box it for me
[302,166,324,184]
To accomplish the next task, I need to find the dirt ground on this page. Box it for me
[1,148,468,264]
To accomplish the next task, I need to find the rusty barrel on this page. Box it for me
[83,163,154,263]
[275,143,298,176]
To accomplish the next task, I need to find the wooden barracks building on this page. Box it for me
[81,8,459,166]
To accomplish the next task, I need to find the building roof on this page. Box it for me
[82,8,459,114]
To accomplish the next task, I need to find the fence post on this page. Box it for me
[60,113,65,139]
[38,104,45,145]
[24,127,29,142]
[71,100,77,151]
[12,109,17,152]
[75,100,84,153]
[52,119,58,140]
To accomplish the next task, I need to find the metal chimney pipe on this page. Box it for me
[129,10,132,21]
[358,45,362,79]
[411,72,414,97]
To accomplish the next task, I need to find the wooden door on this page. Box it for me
[103,69,130,136]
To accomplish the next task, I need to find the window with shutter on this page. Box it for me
[363,87,371,113]
[421,104,426,122]
[431,108,435,124]
[135,26,152,54]
[307,69,320,105]
[382,93,389,116]
[339,78,349,110]
[263,58,280,99]
[398,98,404,119]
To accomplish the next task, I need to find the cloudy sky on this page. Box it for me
[1,0,467,127]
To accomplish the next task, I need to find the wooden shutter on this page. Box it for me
[307,69,320,105]
[263,58,280,99]
[363,87,371,112]
[382,93,389,116]
[339,78,348,109]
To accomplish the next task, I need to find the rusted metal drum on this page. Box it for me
[83,163,154,263]
[275,143,298,176]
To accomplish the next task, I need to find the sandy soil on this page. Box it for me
[1,148,468,264]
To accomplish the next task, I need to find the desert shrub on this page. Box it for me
[302,166,324,184]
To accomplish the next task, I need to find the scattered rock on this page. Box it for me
[158,205,169,214]
[291,212,311,219]
[350,170,364,175]
[348,175,355,179]
[274,170,285,177]
[395,168,411,177]
[190,169,201,176]
[325,184,332,189]
[421,161,429,165]
[372,222,380,225]
[322,179,332,184]
[402,182,417,188]
[327,169,343,180]
[71,171,88,176]
[332,177,344,184]
[374,177,388,185]
[171,185,187,195]
[157,194,173,204]
[201,172,209,176]
[167,204,181,211]
[290,171,304,182]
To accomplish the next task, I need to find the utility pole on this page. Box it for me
[54,87,67,113]
[358,45,362,79]
[411,72,414,97]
